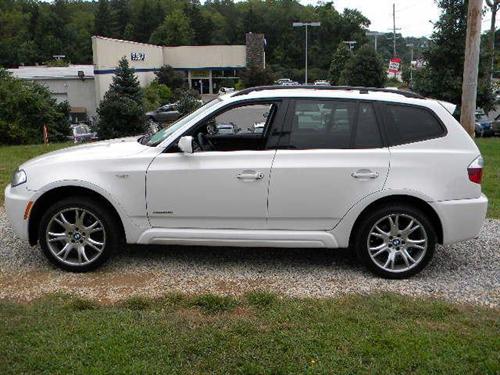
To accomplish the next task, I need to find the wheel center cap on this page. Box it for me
[73,233,81,240]
[392,238,401,246]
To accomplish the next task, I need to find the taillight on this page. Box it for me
[467,156,484,184]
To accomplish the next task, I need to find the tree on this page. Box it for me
[339,44,385,87]
[133,0,163,43]
[95,0,113,37]
[239,65,275,88]
[96,57,145,139]
[413,0,495,113]
[149,9,193,46]
[155,65,185,90]
[328,43,351,84]
[111,0,130,39]
[0,69,70,145]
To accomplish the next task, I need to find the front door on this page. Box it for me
[146,100,285,229]
[267,99,390,230]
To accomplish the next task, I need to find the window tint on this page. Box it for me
[286,100,383,149]
[289,100,355,149]
[355,102,382,148]
[386,104,444,144]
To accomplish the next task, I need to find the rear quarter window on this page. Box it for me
[385,104,445,145]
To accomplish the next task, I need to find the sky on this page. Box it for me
[298,0,494,38]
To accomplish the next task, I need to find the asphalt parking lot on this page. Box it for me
[0,207,498,307]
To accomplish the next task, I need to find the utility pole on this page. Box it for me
[486,0,500,81]
[293,21,321,84]
[343,40,357,53]
[366,31,384,52]
[406,43,414,87]
[388,3,401,57]
[460,0,483,136]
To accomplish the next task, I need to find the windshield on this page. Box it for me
[475,113,489,122]
[141,98,221,146]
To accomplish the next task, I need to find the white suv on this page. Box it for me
[5,87,488,278]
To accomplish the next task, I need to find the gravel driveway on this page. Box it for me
[0,207,498,307]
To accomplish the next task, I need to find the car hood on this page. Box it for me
[20,136,149,169]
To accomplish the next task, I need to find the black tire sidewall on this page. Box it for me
[354,204,436,279]
[38,196,120,272]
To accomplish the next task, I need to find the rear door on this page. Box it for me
[267,98,390,230]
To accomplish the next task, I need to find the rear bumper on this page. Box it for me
[4,184,33,240]
[431,194,488,244]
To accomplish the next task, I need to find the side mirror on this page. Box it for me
[178,135,194,154]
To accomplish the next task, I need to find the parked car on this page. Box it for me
[314,80,331,86]
[146,103,180,124]
[68,124,98,143]
[275,78,293,85]
[218,87,235,95]
[474,110,494,137]
[491,113,500,136]
[5,86,487,278]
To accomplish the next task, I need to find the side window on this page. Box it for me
[289,100,355,149]
[286,100,383,149]
[386,104,445,144]
[182,102,279,153]
[355,102,383,148]
[211,103,273,136]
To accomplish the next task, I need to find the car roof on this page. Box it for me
[226,86,432,106]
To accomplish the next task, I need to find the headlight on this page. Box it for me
[11,169,27,187]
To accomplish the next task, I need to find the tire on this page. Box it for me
[353,204,436,279]
[38,196,121,272]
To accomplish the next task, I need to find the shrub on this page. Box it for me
[0,69,70,145]
[143,81,173,111]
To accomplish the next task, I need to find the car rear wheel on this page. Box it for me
[39,197,120,272]
[354,204,436,279]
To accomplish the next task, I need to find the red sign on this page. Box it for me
[388,58,401,74]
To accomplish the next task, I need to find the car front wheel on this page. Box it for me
[354,204,436,279]
[39,197,120,272]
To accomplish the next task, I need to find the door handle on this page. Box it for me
[351,170,379,179]
[237,171,264,180]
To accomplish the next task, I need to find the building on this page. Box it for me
[7,65,96,123]
[7,33,265,120]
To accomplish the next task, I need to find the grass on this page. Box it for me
[0,292,498,374]
[0,139,498,217]
[476,138,500,218]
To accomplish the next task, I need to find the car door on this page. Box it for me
[267,98,390,230]
[146,99,286,230]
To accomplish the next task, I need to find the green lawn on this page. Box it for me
[0,139,498,217]
[0,293,498,374]
[477,138,500,218]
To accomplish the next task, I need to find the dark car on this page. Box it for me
[491,113,500,136]
[146,103,180,124]
[474,111,494,137]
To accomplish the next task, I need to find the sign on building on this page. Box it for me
[131,52,146,61]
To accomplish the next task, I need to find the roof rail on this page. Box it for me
[232,85,424,99]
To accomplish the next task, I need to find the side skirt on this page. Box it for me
[137,228,339,248]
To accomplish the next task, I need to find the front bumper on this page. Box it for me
[4,184,34,240]
[431,194,488,244]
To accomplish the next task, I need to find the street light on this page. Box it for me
[343,40,357,53]
[406,43,414,87]
[366,31,385,52]
[293,21,321,84]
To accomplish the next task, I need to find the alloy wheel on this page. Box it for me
[367,213,428,273]
[45,207,106,266]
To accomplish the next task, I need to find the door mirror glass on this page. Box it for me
[178,136,194,153]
